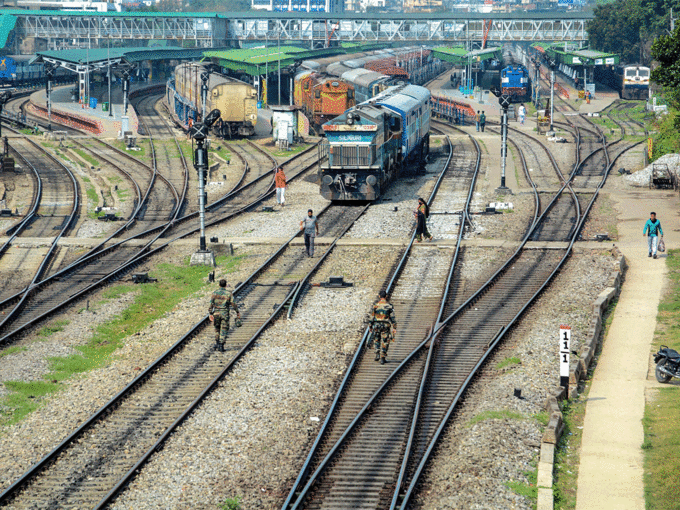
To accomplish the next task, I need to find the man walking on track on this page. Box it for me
[479,111,486,132]
[643,211,664,259]
[208,279,241,352]
[370,290,397,365]
[275,167,287,207]
[300,209,319,257]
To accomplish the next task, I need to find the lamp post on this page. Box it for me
[189,108,221,266]
[548,57,556,132]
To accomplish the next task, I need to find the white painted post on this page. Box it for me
[560,324,571,391]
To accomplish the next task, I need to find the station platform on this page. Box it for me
[26,80,167,137]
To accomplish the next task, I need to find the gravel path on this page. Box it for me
[412,249,617,509]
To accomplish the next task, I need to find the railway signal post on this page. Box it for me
[0,90,11,139]
[45,63,56,131]
[548,58,556,132]
[491,88,512,194]
[190,108,221,267]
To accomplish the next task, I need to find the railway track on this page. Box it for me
[0,95,320,345]
[282,127,483,510]
[283,110,617,508]
[0,195,372,509]
[0,133,80,325]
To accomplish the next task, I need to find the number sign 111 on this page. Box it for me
[560,325,571,389]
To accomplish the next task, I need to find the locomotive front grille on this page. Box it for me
[330,145,375,167]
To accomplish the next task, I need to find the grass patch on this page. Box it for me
[1,381,62,426]
[86,186,99,204]
[220,496,242,510]
[506,465,538,501]
[46,254,245,384]
[467,409,526,427]
[496,356,521,370]
[38,319,70,337]
[72,148,100,168]
[0,254,245,426]
[117,188,130,202]
[269,143,312,158]
[0,346,28,359]
[643,249,680,510]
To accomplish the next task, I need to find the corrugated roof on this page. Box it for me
[35,46,213,65]
[0,13,16,50]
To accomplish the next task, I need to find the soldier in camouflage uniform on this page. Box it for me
[208,279,241,352]
[370,290,397,365]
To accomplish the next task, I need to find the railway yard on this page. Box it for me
[0,66,673,510]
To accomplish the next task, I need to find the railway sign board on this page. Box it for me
[560,324,571,390]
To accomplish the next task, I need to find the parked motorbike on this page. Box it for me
[654,345,680,383]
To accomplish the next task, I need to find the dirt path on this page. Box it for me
[575,188,679,509]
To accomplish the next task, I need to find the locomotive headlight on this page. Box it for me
[366,175,377,186]
[323,175,333,185]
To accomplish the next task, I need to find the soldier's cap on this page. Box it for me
[379,290,387,298]
[219,279,227,287]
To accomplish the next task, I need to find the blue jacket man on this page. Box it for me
[643,211,664,259]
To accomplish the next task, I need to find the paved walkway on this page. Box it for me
[575,189,679,509]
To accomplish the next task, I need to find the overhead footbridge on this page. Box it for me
[0,10,592,51]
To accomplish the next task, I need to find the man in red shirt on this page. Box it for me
[275,167,287,207]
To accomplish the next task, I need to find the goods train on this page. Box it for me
[295,48,441,127]
[167,62,258,138]
[593,64,650,100]
[319,83,431,201]
[0,55,72,88]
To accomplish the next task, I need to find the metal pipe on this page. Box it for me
[550,68,555,131]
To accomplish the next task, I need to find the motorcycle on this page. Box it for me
[654,345,680,383]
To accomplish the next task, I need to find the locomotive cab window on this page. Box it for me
[315,90,321,98]
[347,89,354,99]
[639,69,649,77]
[626,69,636,77]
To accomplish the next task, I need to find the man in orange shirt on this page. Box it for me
[275,167,287,207]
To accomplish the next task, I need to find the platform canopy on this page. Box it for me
[432,45,501,64]
[32,46,216,73]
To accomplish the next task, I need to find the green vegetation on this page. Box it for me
[588,0,680,63]
[269,143,312,158]
[496,356,521,370]
[643,249,680,509]
[219,496,242,510]
[650,109,680,161]
[553,396,589,509]
[467,409,526,427]
[117,188,130,202]
[506,465,538,501]
[72,148,100,168]
[86,186,99,204]
[652,26,680,108]
[38,319,70,337]
[0,346,28,359]
[0,254,245,426]
[1,381,61,426]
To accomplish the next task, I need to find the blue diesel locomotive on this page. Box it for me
[319,84,430,201]
[501,64,531,102]
[0,55,72,88]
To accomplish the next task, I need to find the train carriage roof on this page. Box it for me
[343,69,389,88]
[365,84,429,117]
[327,62,353,77]
[399,84,431,103]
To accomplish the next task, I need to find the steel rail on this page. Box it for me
[396,116,620,509]
[0,139,318,344]
[0,197,367,507]
[282,132,464,509]
[0,135,80,331]
[0,143,42,255]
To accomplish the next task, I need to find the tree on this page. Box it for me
[651,26,680,106]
